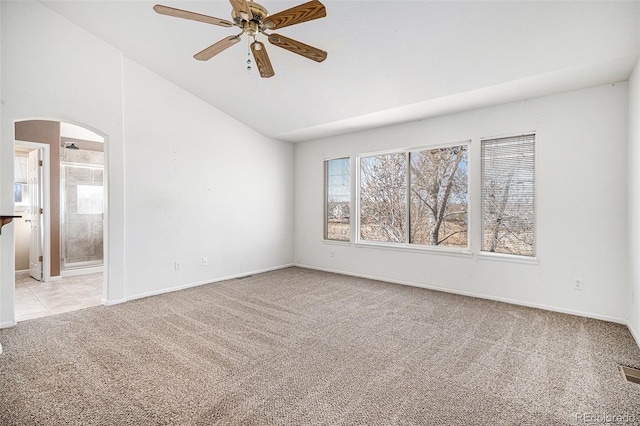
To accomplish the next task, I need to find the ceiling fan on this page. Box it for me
[153,0,327,78]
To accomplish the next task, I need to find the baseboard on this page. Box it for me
[124,263,296,303]
[8,264,295,313]
[0,319,16,354]
[627,320,640,349]
[102,298,126,306]
[0,320,17,329]
[295,263,627,325]
[15,271,61,282]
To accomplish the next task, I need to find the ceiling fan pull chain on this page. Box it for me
[246,38,252,72]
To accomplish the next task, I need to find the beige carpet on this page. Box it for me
[1,267,639,425]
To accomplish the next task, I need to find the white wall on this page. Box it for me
[0,1,294,326]
[121,58,293,299]
[0,0,125,326]
[295,83,629,323]
[629,59,640,342]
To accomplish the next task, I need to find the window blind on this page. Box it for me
[481,133,535,256]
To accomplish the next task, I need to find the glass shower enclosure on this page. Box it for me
[60,149,104,271]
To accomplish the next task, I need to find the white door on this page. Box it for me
[28,149,43,281]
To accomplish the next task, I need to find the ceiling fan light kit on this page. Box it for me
[153,0,327,78]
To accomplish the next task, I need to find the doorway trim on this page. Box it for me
[12,117,111,320]
[14,141,52,283]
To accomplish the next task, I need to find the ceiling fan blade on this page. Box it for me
[251,41,275,78]
[268,34,327,63]
[153,4,233,27]
[263,0,326,30]
[194,36,241,61]
[229,0,253,21]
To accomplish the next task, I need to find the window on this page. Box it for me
[410,146,468,247]
[14,183,25,204]
[481,133,535,256]
[14,154,29,206]
[324,158,351,241]
[358,143,469,248]
[359,153,407,243]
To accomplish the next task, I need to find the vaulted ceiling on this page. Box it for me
[41,1,640,142]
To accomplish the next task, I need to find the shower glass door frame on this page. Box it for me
[60,161,104,271]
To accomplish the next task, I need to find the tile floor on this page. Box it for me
[15,271,103,322]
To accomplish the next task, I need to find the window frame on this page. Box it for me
[355,141,471,256]
[14,152,29,207]
[357,149,408,245]
[479,132,537,261]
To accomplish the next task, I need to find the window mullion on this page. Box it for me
[405,151,411,245]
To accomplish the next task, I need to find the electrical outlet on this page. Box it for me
[330,250,335,258]
[202,257,208,266]
[175,261,181,271]
[574,279,583,291]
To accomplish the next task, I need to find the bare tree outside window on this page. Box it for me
[410,146,468,247]
[481,134,535,256]
[359,153,407,243]
[358,144,468,247]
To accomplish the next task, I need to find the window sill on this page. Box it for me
[354,241,473,258]
[477,251,539,265]
[323,239,352,246]
[321,240,538,264]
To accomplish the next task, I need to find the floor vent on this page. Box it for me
[618,365,640,385]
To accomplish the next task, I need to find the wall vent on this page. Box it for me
[618,365,640,385]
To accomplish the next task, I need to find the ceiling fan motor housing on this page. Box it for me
[232,2,269,29]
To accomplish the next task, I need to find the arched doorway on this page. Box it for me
[13,119,107,321]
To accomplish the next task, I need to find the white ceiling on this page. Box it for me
[40,1,640,142]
